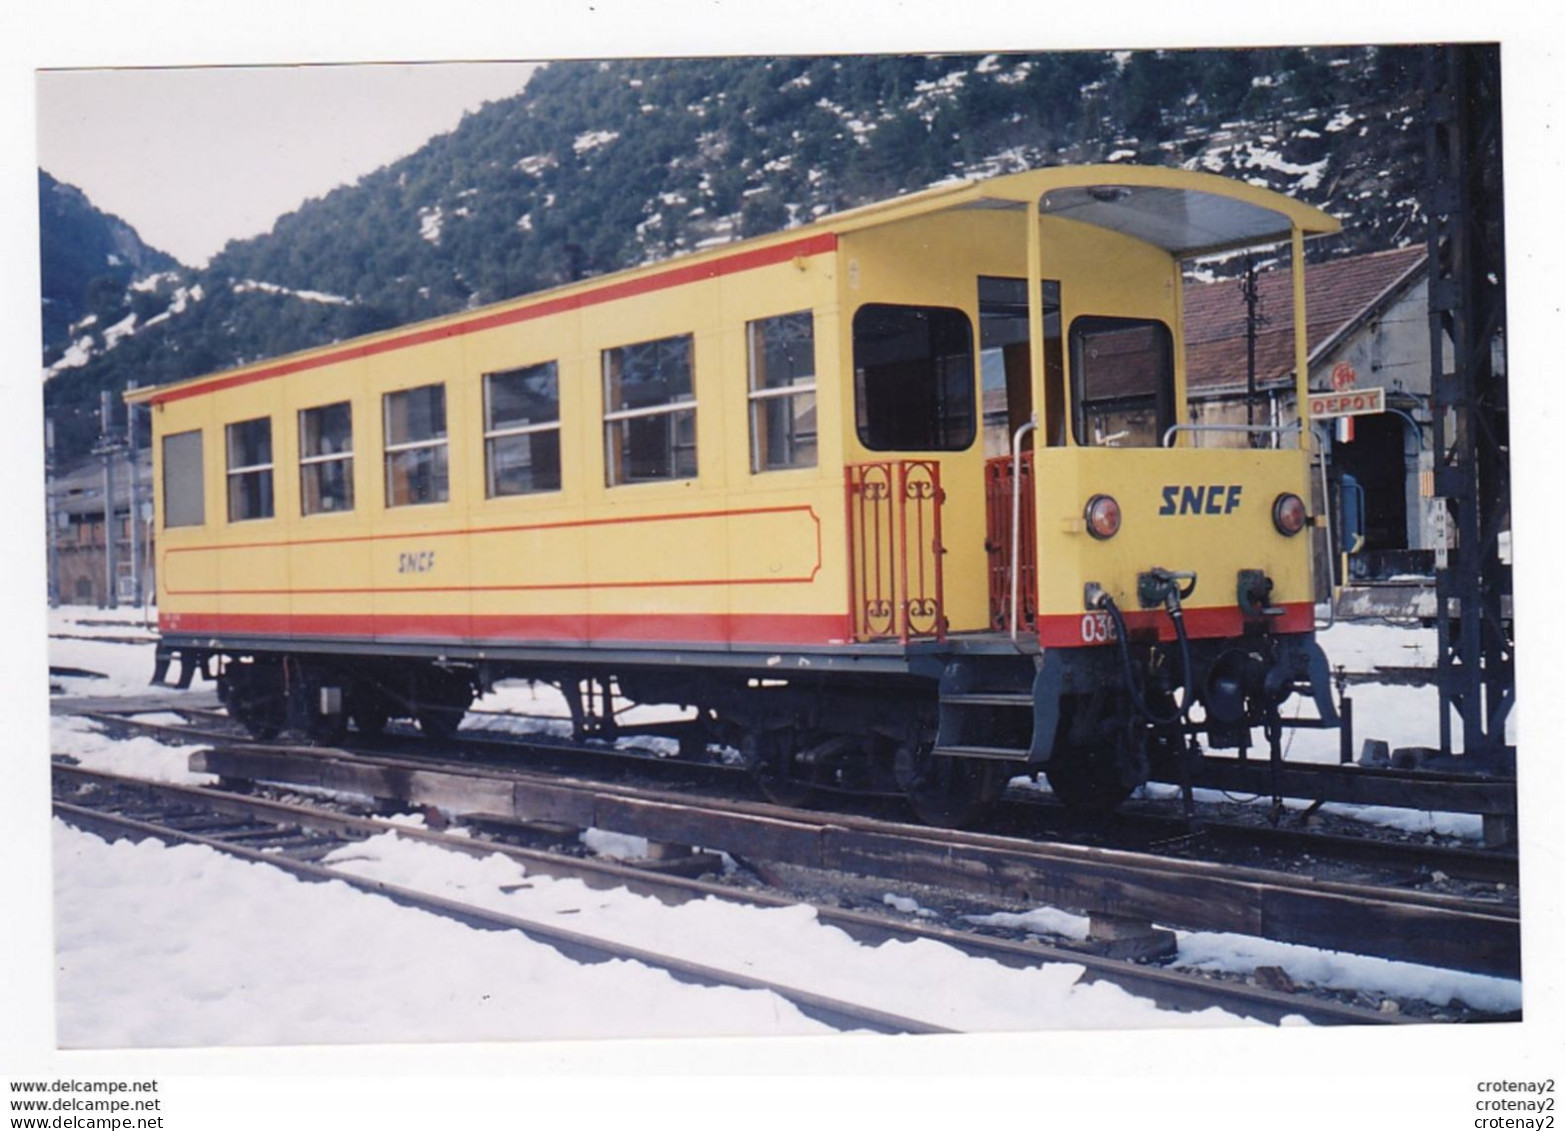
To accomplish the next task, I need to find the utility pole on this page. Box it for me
[1240,254,1262,447]
[95,389,123,609]
[45,418,59,607]
[126,380,141,607]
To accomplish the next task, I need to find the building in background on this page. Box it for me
[1183,246,1434,590]
[48,448,153,607]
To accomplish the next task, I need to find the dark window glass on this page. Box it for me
[386,444,449,506]
[302,457,354,515]
[225,417,273,522]
[603,334,696,485]
[162,429,205,528]
[748,312,817,472]
[852,304,975,452]
[485,362,562,496]
[384,385,449,506]
[299,401,354,515]
[385,384,446,445]
[977,277,1064,454]
[1069,316,1174,447]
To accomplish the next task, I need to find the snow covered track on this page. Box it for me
[50,764,1419,1028]
[51,765,953,1036]
[171,738,1519,980]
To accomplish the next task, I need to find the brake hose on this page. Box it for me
[1097,592,1187,726]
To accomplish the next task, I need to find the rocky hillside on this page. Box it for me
[41,46,1429,461]
[39,170,180,356]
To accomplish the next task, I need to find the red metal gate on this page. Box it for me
[844,460,946,642]
[984,452,1037,632]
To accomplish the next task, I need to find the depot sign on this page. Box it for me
[1309,387,1385,417]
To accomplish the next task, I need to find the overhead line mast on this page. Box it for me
[1424,43,1513,769]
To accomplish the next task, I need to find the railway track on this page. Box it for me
[51,763,1435,1028]
[53,704,1521,982]
[69,705,1520,891]
[51,764,949,1035]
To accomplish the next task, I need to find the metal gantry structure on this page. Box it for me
[1424,43,1514,768]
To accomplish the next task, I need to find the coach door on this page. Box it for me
[846,301,988,640]
[978,277,1062,633]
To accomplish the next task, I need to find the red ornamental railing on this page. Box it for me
[844,459,946,643]
[983,451,1037,632]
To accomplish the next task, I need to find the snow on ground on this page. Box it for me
[1319,619,1438,671]
[43,607,1522,1046]
[54,713,216,786]
[967,907,1521,1015]
[52,820,830,1048]
[48,604,167,702]
[313,827,1251,1037]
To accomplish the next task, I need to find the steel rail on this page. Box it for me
[173,740,1521,978]
[66,711,1519,892]
[51,765,1420,1027]
[1143,814,1514,888]
[51,787,950,1037]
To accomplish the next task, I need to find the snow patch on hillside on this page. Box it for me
[233,280,351,305]
[573,129,620,155]
[129,270,180,293]
[44,336,95,379]
[1239,145,1330,190]
[419,205,443,245]
[515,153,557,176]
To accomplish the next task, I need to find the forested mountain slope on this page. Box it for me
[41,47,1428,461]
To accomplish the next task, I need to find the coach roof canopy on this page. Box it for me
[832,164,1340,258]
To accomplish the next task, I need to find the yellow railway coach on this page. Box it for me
[134,165,1342,824]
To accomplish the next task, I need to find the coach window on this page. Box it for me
[1069,316,1174,447]
[299,401,354,515]
[603,333,696,485]
[978,277,1064,455]
[484,361,561,496]
[225,417,274,522]
[852,304,975,451]
[384,384,449,506]
[162,429,205,527]
[748,312,817,472]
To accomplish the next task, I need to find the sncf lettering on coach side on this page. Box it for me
[1158,484,1244,516]
[397,551,437,574]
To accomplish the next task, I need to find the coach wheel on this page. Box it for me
[228,687,283,741]
[415,668,474,740]
[901,746,1008,828]
[416,709,461,740]
[352,705,389,737]
[238,714,282,742]
[305,711,348,746]
[348,685,392,737]
[222,661,285,741]
[744,728,817,808]
[1044,733,1143,813]
[675,711,714,761]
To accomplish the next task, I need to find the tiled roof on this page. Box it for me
[1183,245,1426,391]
